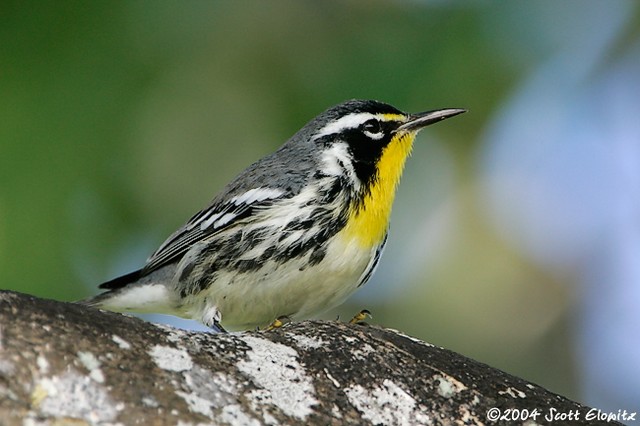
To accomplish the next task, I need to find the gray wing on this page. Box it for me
[142,125,319,275]
[142,186,287,274]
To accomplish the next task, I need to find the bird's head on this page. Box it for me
[308,99,464,197]
[299,99,465,247]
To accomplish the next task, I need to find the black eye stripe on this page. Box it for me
[362,119,382,134]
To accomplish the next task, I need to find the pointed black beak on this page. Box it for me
[396,108,466,133]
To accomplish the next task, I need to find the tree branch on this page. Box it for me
[0,291,613,425]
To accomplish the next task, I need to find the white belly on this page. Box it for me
[188,232,381,330]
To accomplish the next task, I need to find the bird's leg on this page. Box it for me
[210,321,227,333]
[202,303,227,332]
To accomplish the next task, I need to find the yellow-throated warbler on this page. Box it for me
[84,100,465,331]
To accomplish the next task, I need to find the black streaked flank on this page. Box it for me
[357,233,388,288]
[180,178,351,298]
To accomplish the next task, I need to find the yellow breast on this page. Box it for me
[341,132,416,248]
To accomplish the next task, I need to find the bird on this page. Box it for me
[82,99,465,332]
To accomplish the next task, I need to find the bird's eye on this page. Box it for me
[362,119,382,137]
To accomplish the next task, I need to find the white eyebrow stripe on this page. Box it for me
[312,112,378,140]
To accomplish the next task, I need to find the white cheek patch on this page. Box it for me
[320,143,352,176]
[312,112,377,140]
[320,143,361,190]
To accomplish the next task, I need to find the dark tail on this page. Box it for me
[99,269,143,290]
[78,269,144,307]
[79,267,173,311]
[76,269,142,306]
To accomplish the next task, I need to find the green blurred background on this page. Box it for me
[2,0,639,416]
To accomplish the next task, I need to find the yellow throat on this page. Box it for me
[343,130,417,248]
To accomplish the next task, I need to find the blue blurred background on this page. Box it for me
[2,0,639,417]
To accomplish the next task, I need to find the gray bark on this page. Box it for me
[0,291,615,425]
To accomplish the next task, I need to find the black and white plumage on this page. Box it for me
[84,100,465,331]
